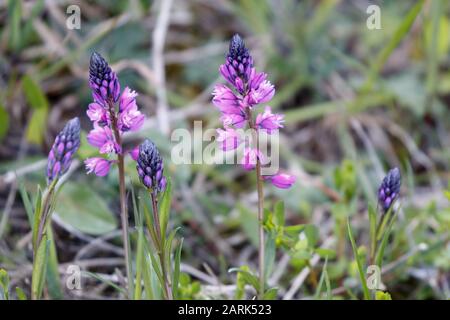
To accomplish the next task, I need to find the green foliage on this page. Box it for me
[22,75,49,145]
[334,160,357,202]
[54,182,117,235]
[177,273,201,300]
[0,105,9,140]
[347,219,370,300]
[375,291,392,300]
[0,269,10,300]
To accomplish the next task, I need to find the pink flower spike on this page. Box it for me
[216,128,240,151]
[87,102,108,124]
[85,157,112,177]
[264,173,296,189]
[256,106,284,134]
[241,148,264,171]
[129,146,139,161]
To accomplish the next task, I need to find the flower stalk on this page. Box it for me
[85,52,146,296]
[32,117,80,300]
[136,139,172,299]
[212,34,296,298]
[150,191,173,300]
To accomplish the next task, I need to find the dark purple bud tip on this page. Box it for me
[89,52,120,103]
[228,34,247,61]
[136,139,165,192]
[226,34,253,82]
[378,167,401,212]
[47,117,81,183]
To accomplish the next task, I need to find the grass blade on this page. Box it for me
[347,219,370,300]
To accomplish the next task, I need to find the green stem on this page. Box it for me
[32,179,57,300]
[109,102,132,297]
[150,192,173,300]
[247,108,265,299]
[255,157,265,299]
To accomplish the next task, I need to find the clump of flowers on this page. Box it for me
[212,34,296,299]
[84,52,145,294]
[212,34,296,188]
[377,167,401,213]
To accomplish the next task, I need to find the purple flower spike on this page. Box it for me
[89,52,120,105]
[378,167,401,212]
[47,117,81,183]
[136,139,165,192]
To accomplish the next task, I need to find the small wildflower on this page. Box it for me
[117,87,145,132]
[87,102,108,125]
[264,173,296,189]
[87,124,121,154]
[85,157,112,177]
[378,167,401,212]
[129,146,140,161]
[216,128,240,151]
[136,139,166,192]
[47,117,81,183]
[241,148,264,171]
[255,106,284,134]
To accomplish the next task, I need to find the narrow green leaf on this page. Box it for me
[172,238,183,299]
[31,236,49,300]
[164,227,180,277]
[375,212,398,268]
[31,186,43,250]
[274,201,285,226]
[362,0,425,91]
[133,227,145,300]
[229,268,260,292]
[45,226,63,299]
[0,105,9,140]
[15,287,27,300]
[22,75,49,110]
[368,204,377,261]
[142,253,154,300]
[147,248,164,287]
[7,0,22,50]
[22,75,49,145]
[0,269,10,300]
[263,287,278,300]
[84,271,127,296]
[26,108,47,145]
[159,178,172,242]
[264,234,276,281]
[18,179,33,225]
[347,219,370,300]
